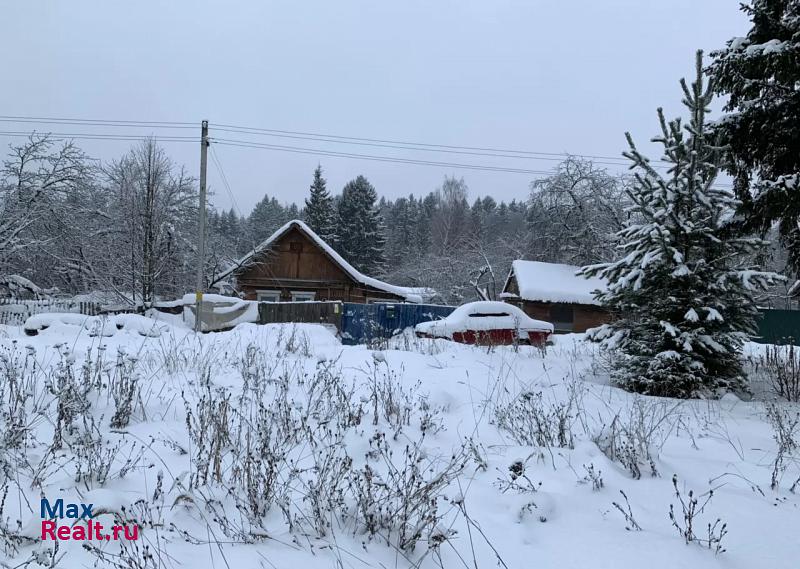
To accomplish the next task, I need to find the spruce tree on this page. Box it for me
[247,194,287,245]
[336,175,386,274]
[470,198,484,242]
[385,197,414,266]
[709,0,800,277]
[580,52,782,398]
[302,166,335,242]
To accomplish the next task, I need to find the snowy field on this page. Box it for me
[0,317,798,568]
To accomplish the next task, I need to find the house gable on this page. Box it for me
[503,273,520,297]
[236,226,355,285]
[221,220,424,303]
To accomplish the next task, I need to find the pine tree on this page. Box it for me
[336,175,386,274]
[580,51,782,398]
[709,0,800,276]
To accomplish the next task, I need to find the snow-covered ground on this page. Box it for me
[0,317,798,568]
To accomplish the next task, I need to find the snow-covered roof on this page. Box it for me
[0,274,45,298]
[215,220,429,303]
[505,260,606,306]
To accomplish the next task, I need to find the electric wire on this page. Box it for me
[209,144,244,218]
[0,130,197,142]
[0,115,195,127]
[210,122,650,164]
[0,114,660,166]
[0,115,733,186]
[212,137,553,175]
[210,125,656,169]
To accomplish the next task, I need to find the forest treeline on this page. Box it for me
[0,136,644,305]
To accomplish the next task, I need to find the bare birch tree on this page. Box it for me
[526,157,628,265]
[105,139,197,307]
[0,135,94,281]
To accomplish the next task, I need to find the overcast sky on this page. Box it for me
[0,1,747,214]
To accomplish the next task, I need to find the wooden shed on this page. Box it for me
[500,260,611,333]
[214,220,428,304]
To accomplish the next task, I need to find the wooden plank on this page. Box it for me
[258,301,343,330]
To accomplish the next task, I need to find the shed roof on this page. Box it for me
[504,260,606,306]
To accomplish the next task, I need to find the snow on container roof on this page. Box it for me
[508,260,606,305]
[215,219,432,304]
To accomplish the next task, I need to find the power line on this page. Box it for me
[212,137,554,175]
[211,121,671,166]
[211,125,655,169]
[0,116,733,187]
[0,114,663,166]
[0,128,553,174]
[0,130,198,142]
[209,144,244,218]
[0,115,194,127]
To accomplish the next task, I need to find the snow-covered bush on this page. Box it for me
[109,349,141,429]
[669,474,728,554]
[48,346,92,449]
[765,403,800,491]
[581,463,604,491]
[349,431,469,550]
[494,382,582,451]
[0,344,42,452]
[181,345,468,552]
[612,490,642,531]
[761,344,800,402]
[70,415,142,488]
[83,538,160,569]
[592,397,681,479]
[0,482,36,557]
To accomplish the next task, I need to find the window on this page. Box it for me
[468,312,510,318]
[256,290,281,302]
[291,291,316,302]
[549,304,574,332]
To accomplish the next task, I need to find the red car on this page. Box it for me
[414,301,553,346]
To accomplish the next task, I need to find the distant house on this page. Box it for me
[0,275,46,300]
[500,260,611,333]
[214,219,429,304]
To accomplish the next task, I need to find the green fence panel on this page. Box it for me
[753,309,800,345]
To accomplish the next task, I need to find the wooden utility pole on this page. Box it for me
[195,120,209,332]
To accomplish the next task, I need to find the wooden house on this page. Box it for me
[500,260,611,333]
[214,220,428,304]
[0,274,46,300]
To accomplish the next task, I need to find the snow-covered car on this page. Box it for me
[414,301,553,346]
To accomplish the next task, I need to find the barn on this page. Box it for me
[214,219,428,304]
[500,260,611,333]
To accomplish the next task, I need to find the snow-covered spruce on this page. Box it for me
[336,175,387,275]
[709,0,800,280]
[579,51,783,398]
[303,165,338,245]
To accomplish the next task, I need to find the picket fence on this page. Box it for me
[0,298,102,327]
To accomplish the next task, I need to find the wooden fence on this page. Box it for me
[258,301,343,329]
[0,298,102,327]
